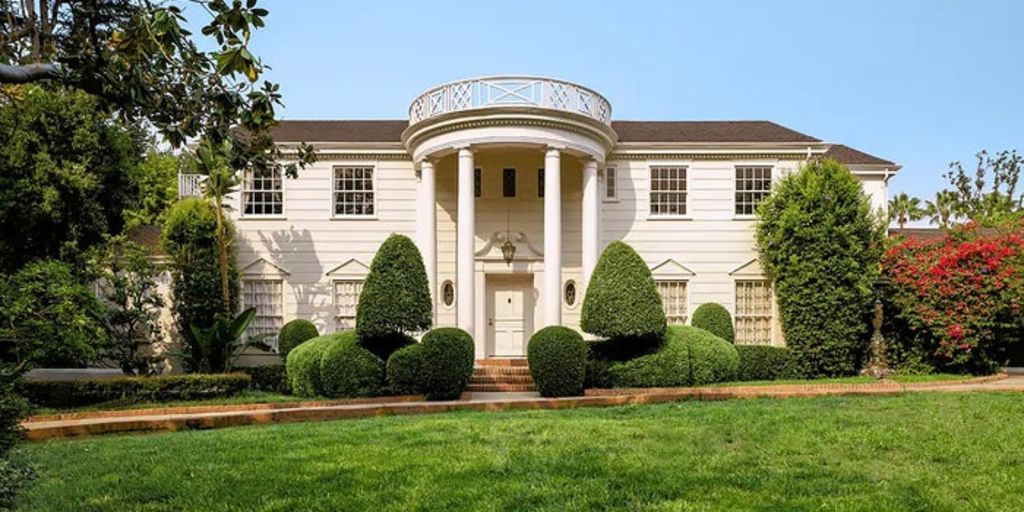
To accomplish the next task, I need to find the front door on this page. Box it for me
[487,275,534,356]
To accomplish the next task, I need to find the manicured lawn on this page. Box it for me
[14,392,1024,510]
[718,373,973,387]
[30,391,298,415]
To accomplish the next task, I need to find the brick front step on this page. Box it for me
[473,366,532,376]
[465,383,537,392]
[470,374,535,385]
[475,358,528,367]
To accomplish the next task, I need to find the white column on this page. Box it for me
[543,147,562,327]
[582,159,600,289]
[416,160,437,315]
[457,147,475,335]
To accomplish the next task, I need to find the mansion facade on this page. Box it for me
[200,76,899,359]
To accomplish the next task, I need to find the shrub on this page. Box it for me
[19,373,251,408]
[278,319,319,357]
[607,326,739,388]
[687,327,739,384]
[419,328,475,400]
[0,375,30,509]
[691,303,735,343]
[386,343,425,395]
[285,335,335,397]
[162,197,239,372]
[239,364,290,394]
[735,345,797,381]
[756,158,882,376]
[580,241,666,346]
[883,224,1024,374]
[527,326,587,397]
[356,234,432,349]
[319,331,387,398]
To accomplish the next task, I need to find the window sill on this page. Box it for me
[646,215,693,221]
[331,215,378,221]
[239,215,288,221]
[732,215,757,221]
[602,197,620,203]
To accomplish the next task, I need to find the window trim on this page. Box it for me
[734,278,775,345]
[733,164,774,220]
[647,165,690,220]
[240,168,286,220]
[332,278,364,330]
[331,165,378,220]
[603,167,619,203]
[655,278,689,326]
[240,277,284,352]
[563,279,579,309]
[440,280,456,309]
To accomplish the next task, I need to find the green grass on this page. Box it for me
[13,392,1024,511]
[30,391,298,415]
[718,373,972,387]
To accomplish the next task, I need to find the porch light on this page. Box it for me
[501,210,516,266]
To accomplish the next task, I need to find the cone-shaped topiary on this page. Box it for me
[691,303,735,343]
[356,234,432,346]
[278,319,319,357]
[580,241,666,341]
[527,326,587,397]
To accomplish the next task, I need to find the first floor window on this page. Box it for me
[242,169,283,216]
[333,166,375,216]
[242,280,283,350]
[334,280,364,329]
[656,280,688,325]
[650,166,687,216]
[735,280,773,344]
[735,166,772,216]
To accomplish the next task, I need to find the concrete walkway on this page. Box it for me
[21,374,1023,441]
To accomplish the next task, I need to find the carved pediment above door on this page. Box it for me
[475,231,544,261]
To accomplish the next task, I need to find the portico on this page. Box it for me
[403,76,616,355]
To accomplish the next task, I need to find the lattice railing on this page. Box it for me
[409,76,612,126]
[178,173,207,199]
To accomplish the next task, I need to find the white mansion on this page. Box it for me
[201,76,899,359]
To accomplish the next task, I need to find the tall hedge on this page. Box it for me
[278,319,319,357]
[581,241,666,343]
[691,303,735,343]
[162,197,238,372]
[527,326,587,397]
[756,158,882,377]
[356,234,432,354]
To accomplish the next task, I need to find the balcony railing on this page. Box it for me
[409,76,612,126]
[178,173,207,199]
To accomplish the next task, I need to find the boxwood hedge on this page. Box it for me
[278,319,319,357]
[20,373,251,408]
[601,326,739,388]
[386,343,425,395]
[527,326,587,397]
[285,334,335,397]
[735,345,798,381]
[691,303,735,343]
[419,327,474,400]
[319,330,388,398]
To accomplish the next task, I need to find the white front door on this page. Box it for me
[487,275,533,356]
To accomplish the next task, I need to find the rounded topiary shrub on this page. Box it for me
[278,319,319,357]
[527,326,587,397]
[419,327,475,400]
[356,234,432,346]
[608,330,689,388]
[319,330,386,398]
[686,327,739,385]
[386,343,425,395]
[285,334,335,397]
[691,303,735,343]
[580,241,666,345]
[735,345,797,381]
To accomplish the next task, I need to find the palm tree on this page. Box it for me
[193,141,239,314]
[888,192,925,229]
[923,190,961,229]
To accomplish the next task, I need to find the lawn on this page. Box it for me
[13,392,1024,511]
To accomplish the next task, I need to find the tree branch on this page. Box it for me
[0,62,62,83]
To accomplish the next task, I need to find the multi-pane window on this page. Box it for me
[736,280,773,345]
[242,280,283,350]
[503,168,516,197]
[333,166,375,216]
[242,169,283,216]
[735,166,772,216]
[474,168,482,198]
[537,168,545,198]
[656,280,688,325]
[334,280,364,329]
[650,166,687,216]
[605,167,617,200]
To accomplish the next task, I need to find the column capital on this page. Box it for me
[545,145,566,157]
[455,144,475,155]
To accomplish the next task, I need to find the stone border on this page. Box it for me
[21,374,1013,442]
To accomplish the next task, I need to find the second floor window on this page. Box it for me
[735,166,772,216]
[333,166,375,217]
[242,169,283,216]
[650,166,687,216]
[503,168,516,197]
[605,167,617,200]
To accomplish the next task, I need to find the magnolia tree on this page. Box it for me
[883,223,1024,373]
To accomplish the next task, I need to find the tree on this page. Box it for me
[943,150,1024,226]
[756,158,883,376]
[355,234,432,354]
[85,235,166,375]
[923,190,961,229]
[1,0,314,179]
[888,192,924,229]
[188,140,237,313]
[0,85,145,272]
[123,150,180,228]
[580,241,666,344]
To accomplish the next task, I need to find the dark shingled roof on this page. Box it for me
[610,120,820,143]
[126,224,164,256]
[271,120,408,143]
[825,144,895,166]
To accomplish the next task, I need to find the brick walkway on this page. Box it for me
[21,374,1023,441]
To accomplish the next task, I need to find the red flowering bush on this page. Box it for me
[883,223,1024,372]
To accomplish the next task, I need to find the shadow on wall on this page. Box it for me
[600,166,639,249]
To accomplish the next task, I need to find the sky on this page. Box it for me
[187,0,1022,205]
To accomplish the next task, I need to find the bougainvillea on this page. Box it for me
[883,222,1024,372]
